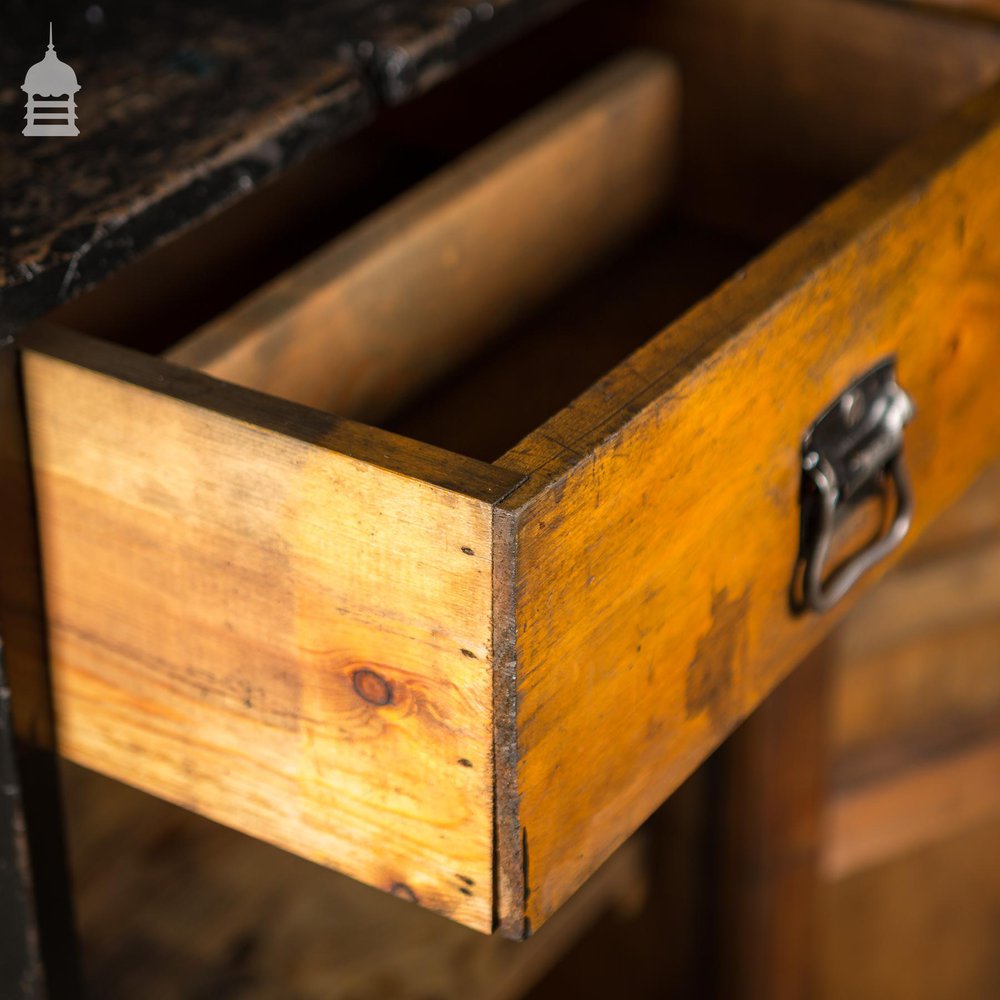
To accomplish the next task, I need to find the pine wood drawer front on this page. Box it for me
[18,74,1000,937]
[21,332,521,933]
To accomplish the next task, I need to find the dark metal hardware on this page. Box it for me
[797,359,915,613]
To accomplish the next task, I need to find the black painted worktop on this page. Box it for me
[0,0,573,337]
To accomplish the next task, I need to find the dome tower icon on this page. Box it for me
[22,24,81,137]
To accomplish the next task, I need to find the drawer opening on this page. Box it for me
[43,0,998,467]
[47,0,992,467]
[51,50,767,462]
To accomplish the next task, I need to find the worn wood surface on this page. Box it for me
[167,54,679,421]
[0,3,372,339]
[494,80,1000,933]
[342,0,581,105]
[21,325,523,932]
[0,0,580,339]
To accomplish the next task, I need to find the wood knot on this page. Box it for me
[352,668,392,707]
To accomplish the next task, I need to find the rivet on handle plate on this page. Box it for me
[795,359,915,614]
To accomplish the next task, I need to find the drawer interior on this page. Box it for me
[48,0,1000,445]
[49,7,981,449]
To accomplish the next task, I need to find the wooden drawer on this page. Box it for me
[13,41,1000,939]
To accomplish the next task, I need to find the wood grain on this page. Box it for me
[832,616,1000,763]
[824,733,1000,879]
[0,338,81,996]
[718,648,831,1000]
[166,54,679,421]
[494,80,1000,933]
[21,327,521,933]
[820,817,1000,1000]
[0,5,373,340]
[837,535,1000,661]
[822,459,1000,880]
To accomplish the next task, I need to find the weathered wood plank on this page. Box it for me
[495,80,1000,933]
[0,6,374,339]
[345,0,582,105]
[0,1,584,339]
[21,328,518,932]
[167,54,679,421]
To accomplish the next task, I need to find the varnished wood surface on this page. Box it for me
[494,80,1000,933]
[21,327,518,932]
[10,4,1000,941]
[821,817,1000,1000]
[167,54,679,421]
[821,461,1000,880]
[824,733,1000,880]
[718,649,831,1000]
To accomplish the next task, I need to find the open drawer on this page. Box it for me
[13,41,1000,938]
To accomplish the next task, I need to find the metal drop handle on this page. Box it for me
[796,360,915,614]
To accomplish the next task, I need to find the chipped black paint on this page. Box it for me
[0,0,578,338]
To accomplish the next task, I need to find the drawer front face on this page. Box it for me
[22,333,516,931]
[494,83,1000,932]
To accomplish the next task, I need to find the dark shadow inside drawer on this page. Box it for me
[385,220,759,461]
[43,0,1000,471]
[48,50,763,465]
